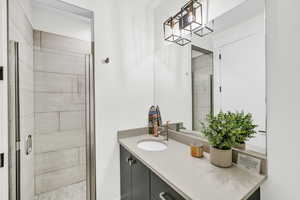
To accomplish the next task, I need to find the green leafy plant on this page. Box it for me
[201,111,258,150]
[233,111,258,144]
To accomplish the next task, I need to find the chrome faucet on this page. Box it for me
[158,121,170,141]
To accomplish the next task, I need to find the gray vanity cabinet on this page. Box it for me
[120,145,260,200]
[120,145,133,200]
[120,145,185,200]
[120,145,151,200]
[150,171,185,200]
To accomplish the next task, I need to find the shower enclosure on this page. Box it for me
[191,45,213,131]
[7,1,96,200]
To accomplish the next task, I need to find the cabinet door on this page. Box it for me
[132,156,150,200]
[151,172,185,200]
[120,146,132,200]
[247,188,260,200]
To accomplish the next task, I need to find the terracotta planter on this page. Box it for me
[210,146,232,168]
[235,142,246,150]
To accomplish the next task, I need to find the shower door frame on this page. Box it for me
[6,1,97,200]
[86,12,97,200]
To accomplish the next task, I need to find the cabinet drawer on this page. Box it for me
[151,172,185,200]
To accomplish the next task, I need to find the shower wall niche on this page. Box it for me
[33,30,90,199]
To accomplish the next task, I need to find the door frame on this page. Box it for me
[0,0,9,199]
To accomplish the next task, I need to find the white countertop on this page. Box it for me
[119,134,266,200]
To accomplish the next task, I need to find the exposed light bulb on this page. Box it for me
[188,12,193,23]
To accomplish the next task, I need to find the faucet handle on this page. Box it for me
[165,121,170,128]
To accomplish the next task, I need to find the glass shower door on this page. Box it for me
[8,1,96,199]
[8,0,35,199]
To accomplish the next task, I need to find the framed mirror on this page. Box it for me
[154,0,266,155]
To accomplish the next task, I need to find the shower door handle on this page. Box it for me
[25,135,33,155]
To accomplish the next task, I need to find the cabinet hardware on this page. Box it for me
[127,157,133,166]
[159,192,175,200]
[127,157,137,166]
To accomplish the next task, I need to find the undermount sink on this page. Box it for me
[137,139,167,152]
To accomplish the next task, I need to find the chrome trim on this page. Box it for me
[14,41,20,200]
[8,41,20,200]
[159,192,175,200]
[210,74,214,115]
[15,142,20,151]
[85,42,96,200]
[159,192,167,200]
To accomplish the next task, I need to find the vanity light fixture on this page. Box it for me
[179,0,203,33]
[194,20,214,37]
[163,16,181,43]
[194,0,214,37]
[163,0,214,46]
[173,12,192,46]
[163,14,192,46]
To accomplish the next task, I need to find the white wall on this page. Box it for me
[209,0,246,20]
[32,3,91,41]
[58,0,155,199]
[0,1,8,200]
[262,0,300,199]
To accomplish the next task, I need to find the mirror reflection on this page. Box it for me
[154,0,266,154]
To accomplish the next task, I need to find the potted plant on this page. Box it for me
[232,112,258,150]
[201,111,256,168]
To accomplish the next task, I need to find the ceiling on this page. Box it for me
[32,0,93,19]
[214,0,265,33]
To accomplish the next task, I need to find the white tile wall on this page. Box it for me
[34,129,85,154]
[34,72,78,93]
[39,31,90,54]
[35,112,59,134]
[35,148,79,175]
[35,165,86,194]
[35,93,85,113]
[60,111,85,131]
[34,49,85,75]
[34,31,89,195]
[35,181,86,200]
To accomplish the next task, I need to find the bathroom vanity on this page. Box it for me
[119,129,265,200]
[120,145,186,200]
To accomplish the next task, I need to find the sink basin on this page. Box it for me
[137,139,167,151]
